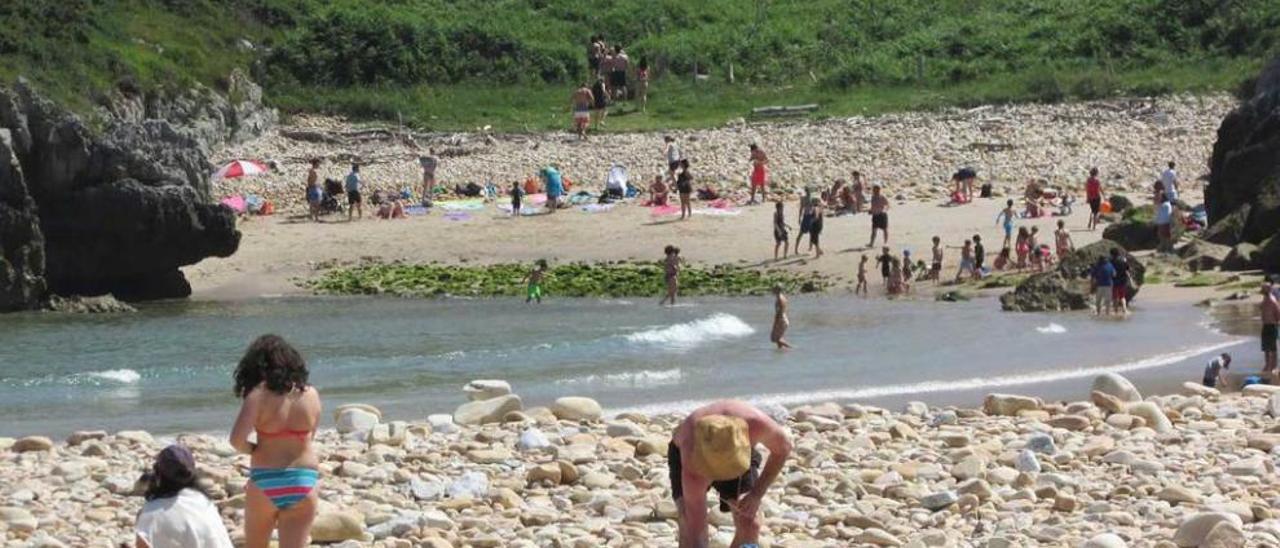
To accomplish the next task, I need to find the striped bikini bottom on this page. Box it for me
[250,467,319,510]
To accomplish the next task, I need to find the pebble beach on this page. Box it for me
[5,374,1280,548]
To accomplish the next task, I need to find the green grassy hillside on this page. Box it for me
[1,0,1275,131]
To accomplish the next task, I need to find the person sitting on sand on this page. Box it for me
[773,201,791,260]
[993,247,1013,271]
[523,259,548,304]
[1203,353,1232,389]
[135,445,234,548]
[650,175,669,207]
[668,400,792,548]
[856,255,869,295]
[771,285,792,349]
[660,245,681,306]
[230,335,321,548]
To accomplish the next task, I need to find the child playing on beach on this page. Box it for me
[998,199,1017,249]
[887,257,903,295]
[876,246,893,286]
[1203,353,1231,389]
[660,245,681,306]
[510,182,524,217]
[1015,227,1031,270]
[1028,226,1043,271]
[993,247,1013,271]
[773,201,791,260]
[856,255,869,296]
[1055,219,1074,260]
[771,285,792,349]
[929,236,943,283]
[523,260,548,303]
[972,234,986,279]
[953,239,974,282]
[901,250,913,293]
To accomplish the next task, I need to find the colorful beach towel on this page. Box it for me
[650,205,681,216]
[219,195,246,213]
[693,207,743,217]
[437,199,486,211]
[580,203,615,213]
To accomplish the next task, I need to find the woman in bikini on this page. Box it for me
[230,335,322,548]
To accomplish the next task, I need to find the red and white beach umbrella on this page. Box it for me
[212,160,269,180]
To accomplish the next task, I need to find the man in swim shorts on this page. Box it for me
[668,400,791,548]
[748,144,768,205]
[571,83,594,139]
[1263,283,1280,380]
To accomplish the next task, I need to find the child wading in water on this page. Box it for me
[855,255,869,296]
[771,285,792,349]
[523,260,548,303]
[773,201,791,260]
[660,245,681,306]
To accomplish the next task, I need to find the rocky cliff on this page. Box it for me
[0,71,274,311]
[1202,57,1280,271]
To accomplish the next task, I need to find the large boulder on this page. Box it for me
[463,379,512,401]
[1001,240,1144,312]
[1222,243,1261,271]
[1092,373,1143,403]
[1102,220,1159,252]
[1205,57,1280,258]
[1200,204,1250,245]
[0,128,45,311]
[551,397,603,422]
[453,394,523,426]
[1178,240,1233,271]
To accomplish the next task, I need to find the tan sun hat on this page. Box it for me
[692,415,751,481]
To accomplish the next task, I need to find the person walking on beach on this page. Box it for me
[660,245,681,306]
[420,150,439,203]
[344,164,363,221]
[1085,167,1103,231]
[1155,196,1175,253]
[954,239,974,282]
[668,400,792,548]
[1202,353,1231,389]
[523,259,548,304]
[972,235,986,279]
[856,255,869,295]
[793,188,815,256]
[868,185,890,247]
[229,335,321,548]
[748,144,768,204]
[1262,283,1280,380]
[664,136,683,176]
[676,159,694,220]
[1055,220,1074,260]
[1110,248,1132,315]
[134,445,234,548]
[572,83,594,139]
[998,199,1017,248]
[1090,257,1116,316]
[771,285,792,349]
[305,159,322,223]
[541,166,564,213]
[807,198,825,258]
[1161,161,1179,203]
[772,201,791,260]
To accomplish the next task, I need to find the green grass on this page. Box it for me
[1174,273,1228,287]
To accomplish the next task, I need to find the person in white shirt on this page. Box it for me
[1160,161,1179,202]
[1155,196,1175,253]
[135,445,233,548]
[1202,353,1231,389]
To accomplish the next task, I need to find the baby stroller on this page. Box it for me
[601,164,627,203]
[321,178,345,214]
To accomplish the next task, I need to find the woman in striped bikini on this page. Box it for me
[230,335,322,548]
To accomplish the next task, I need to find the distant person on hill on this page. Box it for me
[572,83,594,139]
[523,259,548,304]
[592,77,610,128]
[1090,257,1116,315]
[664,135,682,175]
[134,445,233,548]
[541,166,564,213]
[587,35,605,78]
[676,159,694,220]
[420,150,439,203]
[868,184,890,247]
[772,201,791,260]
[856,255,869,295]
[668,400,792,548]
[1202,353,1231,389]
[636,57,651,112]
[1085,167,1103,231]
[771,285,792,349]
[344,164,363,221]
[1262,283,1280,380]
[230,335,322,548]
[748,144,768,205]
[305,159,322,222]
[660,245,681,306]
[610,46,629,100]
[1161,160,1179,203]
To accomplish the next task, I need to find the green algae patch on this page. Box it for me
[305,262,831,299]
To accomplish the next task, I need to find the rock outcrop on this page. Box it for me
[1000,240,1145,312]
[0,73,272,311]
[1204,57,1280,272]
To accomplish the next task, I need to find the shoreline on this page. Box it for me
[5,371,1280,547]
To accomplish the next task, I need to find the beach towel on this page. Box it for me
[525,193,548,205]
[220,195,246,213]
[568,192,596,205]
[693,207,743,217]
[580,203,615,213]
[404,205,429,216]
[437,199,486,211]
[650,205,681,216]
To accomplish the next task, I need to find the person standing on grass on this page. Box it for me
[748,144,768,204]
[771,285,792,349]
[1155,196,1174,253]
[572,83,594,139]
[668,400,792,548]
[344,164,363,221]
[1262,283,1280,381]
[1085,167,1103,231]
[636,57,650,112]
[587,35,605,79]
[610,46,629,100]
[868,185,890,247]
[419,150,439,203]
[591,77,610,128]
[1161,161,1179,203]
[660,245,681,306]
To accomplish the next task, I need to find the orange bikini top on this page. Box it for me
[256,428,312,440]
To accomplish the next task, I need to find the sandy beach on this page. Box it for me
[4,375,1280,547]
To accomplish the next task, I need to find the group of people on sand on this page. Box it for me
[130,333,791,548]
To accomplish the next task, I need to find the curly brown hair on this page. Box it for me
[233,334,309,398]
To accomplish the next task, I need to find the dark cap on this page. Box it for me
[153,444,196,484]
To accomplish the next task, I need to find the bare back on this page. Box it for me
[249,385,321,469]
[1264,296,1280,324]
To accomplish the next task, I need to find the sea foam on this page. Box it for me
[623,313,754,349]
[86,369,141,384]
[1036,323,1067,334]
[556,368,683,388]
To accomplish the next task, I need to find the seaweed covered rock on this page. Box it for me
[1001,240,1143,312]
[1107,194,1134,214]
[1178,240,1233,271]
[1102,205,1183,252]
[1205,57,1280,265]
